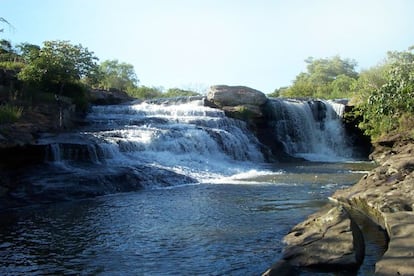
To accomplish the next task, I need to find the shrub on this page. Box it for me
[0,61,25,71]
[0,104,23,124]
[127,86,163,99]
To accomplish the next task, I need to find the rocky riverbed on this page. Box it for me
[264,134,414,275]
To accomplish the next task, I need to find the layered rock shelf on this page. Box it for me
[263,205,365,275]
[264,136,414,275]
[334,138,414,275]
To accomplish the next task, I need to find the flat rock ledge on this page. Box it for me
[332,140,414,275]
[263,138,414,275]
[262,205,364,275]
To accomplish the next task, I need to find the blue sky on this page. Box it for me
[2,0,414,93]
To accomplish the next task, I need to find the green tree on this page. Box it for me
[98,59,138,91]
[0,39,17,62]
[17,40,99,110]
[330,74,356,99]
[350,63,389,105]
[281,72,316,98]
[128,86,163,99]
[358,46,414,138]
[18,40,99,92]
[16,43,41,63]
[268,86,288,97]
[306,55,358,84]
[281,56,358,99]
[164,88,200,97]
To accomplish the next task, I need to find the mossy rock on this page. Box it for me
[222,104,264,121]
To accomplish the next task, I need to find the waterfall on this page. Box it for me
[267,98,352,161]
[36,96,356,192]
[68,99,265,182]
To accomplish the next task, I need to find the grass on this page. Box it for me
[0,104,23,124]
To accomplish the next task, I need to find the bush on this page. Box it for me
[60,82,89,112]
[357,47,414,140]
[0,61,25,71]
[0,104,23,124]
[127,86,163,99]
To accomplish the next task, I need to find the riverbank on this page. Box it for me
[0,89,133,148]
[263,134,414,275]
[334,134,414,275]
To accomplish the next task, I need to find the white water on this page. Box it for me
[43,98,355,187]
[268,98,353,162]
[84,99,269,183]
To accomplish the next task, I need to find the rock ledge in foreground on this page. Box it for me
[333,140,414,275]
[263,205,364,275]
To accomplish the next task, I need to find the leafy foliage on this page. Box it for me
[349,64,389,106]
[0,39,18,62]
[0,104,23,123]
[98,59,138,91]
[0,61,24,71]
[279,55,358,99]
[12,40,99,111]
[127,86,200,99]
[357,47,414,138]
[268,86,288,98]
[164,88,200,97]
[18,40,99,89]
[127,86,163,99]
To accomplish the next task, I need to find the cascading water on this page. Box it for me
[267,98,352,161]
[89,99,266,177]
[39,98,267,190]
[39,97,355,191]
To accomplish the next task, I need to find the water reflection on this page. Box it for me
[0,162,381,275]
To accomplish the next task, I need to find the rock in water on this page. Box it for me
[206,85,268,118]
[207,85,268,106]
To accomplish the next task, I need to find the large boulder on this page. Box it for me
[206,85,268,118]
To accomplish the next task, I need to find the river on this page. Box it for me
[0,162,382,275]
[0,98,386,275]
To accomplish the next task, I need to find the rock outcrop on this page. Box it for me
[89,89,133,105]
[333,137,414,275]
[263,205,364,275]
[0,100,77,148]
[0,142,196,209]
[206,85,268,119]
[264,135,414,275]
[205,85,286,161]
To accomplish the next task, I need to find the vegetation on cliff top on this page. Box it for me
[270,48,414,141]
[0,22,200,128]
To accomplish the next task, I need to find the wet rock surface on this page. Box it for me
[263,205,364,275]
[264,136,414,275]
[333,138,414,275]
[0,162,196,209]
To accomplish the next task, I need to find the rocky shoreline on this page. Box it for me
[263,135,414,275]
